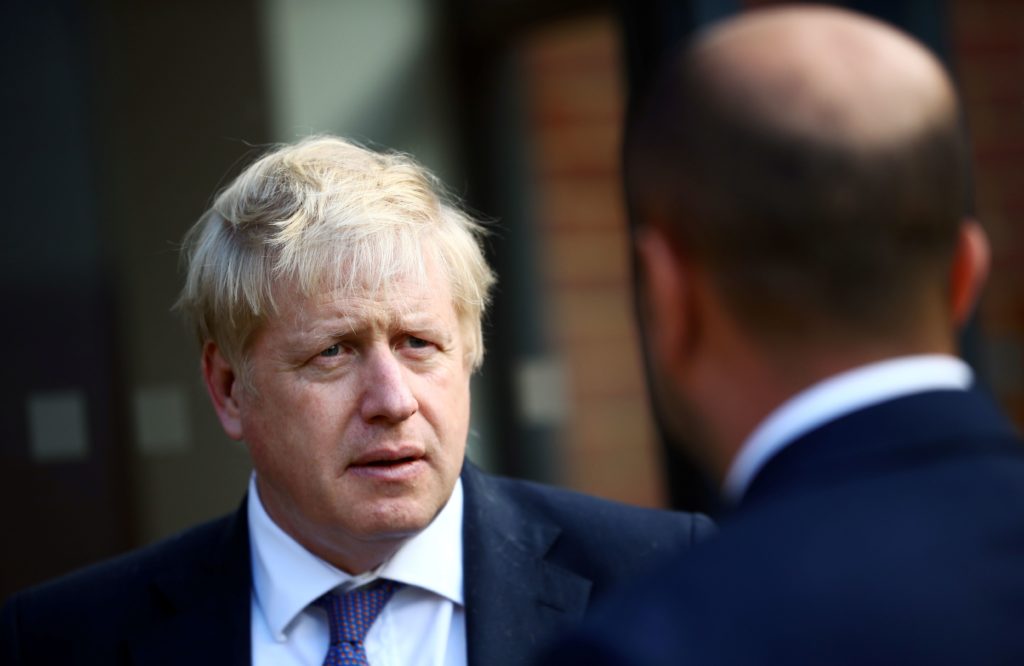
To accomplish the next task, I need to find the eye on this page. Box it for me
[406,336,431,349]
[399,335,439,356]
[319,344,341,357]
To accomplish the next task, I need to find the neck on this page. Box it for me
[256,478,409,575]
[689,334,958,486]
[309,537,403,575]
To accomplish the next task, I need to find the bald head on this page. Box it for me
[695,5,956,147]
[626,4,969,347]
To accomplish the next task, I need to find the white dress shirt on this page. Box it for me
[722,354,973,503]
[249,475,466,666]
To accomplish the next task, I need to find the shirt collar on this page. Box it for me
[722,354,973,504]
[248,474,464,642]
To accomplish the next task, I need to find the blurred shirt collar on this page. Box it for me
[723,354,973,504]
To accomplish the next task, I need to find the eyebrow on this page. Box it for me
[289,310,452,347]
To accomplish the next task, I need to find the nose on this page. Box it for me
[359,346,418,424]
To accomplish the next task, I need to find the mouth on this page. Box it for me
[348,445,427,480]
[359,456,420,467]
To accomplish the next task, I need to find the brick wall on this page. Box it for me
[519,14,664,507]
[951,0,1024,424]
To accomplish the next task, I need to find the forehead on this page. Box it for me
[269,262,459,335]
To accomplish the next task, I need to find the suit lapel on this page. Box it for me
[130,500,252,666]
[461,464,592,666]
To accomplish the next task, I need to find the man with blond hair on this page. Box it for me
[542,4,1024,665]
[1,136,711,666]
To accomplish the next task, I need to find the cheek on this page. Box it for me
[448,381,473,456]
[446,371,472,417]
[423,372,471,438]
[239,382,334,458]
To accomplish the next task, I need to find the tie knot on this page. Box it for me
[315,580,399,646]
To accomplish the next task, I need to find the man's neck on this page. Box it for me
[692,334,959,486]
[255,478,412,575]
[719,353,972,502]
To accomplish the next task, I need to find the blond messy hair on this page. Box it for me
[176,135,495,374]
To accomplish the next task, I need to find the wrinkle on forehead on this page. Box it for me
[274,263,456,341]
[313,289,448,332]
[694,6,957,147]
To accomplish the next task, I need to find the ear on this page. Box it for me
[201,341,245,441]
[949,218,990,327]
[635,225,693,377]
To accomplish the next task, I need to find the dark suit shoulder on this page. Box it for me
[462,465,712,593]
[1,508,248,665]
[7,510,238,608]
[490,473,712,547]
[543,426,1024,666]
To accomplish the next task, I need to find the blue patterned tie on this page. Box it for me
[313,580,399,666]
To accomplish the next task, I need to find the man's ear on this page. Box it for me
[635,225,694,377]
[949,218,990,328]
[201,341,245,441]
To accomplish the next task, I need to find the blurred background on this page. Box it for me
[1,0,1021,600]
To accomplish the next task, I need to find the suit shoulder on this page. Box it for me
[478,472,713,553]
[3,510,239,613]
[2,510,248,663]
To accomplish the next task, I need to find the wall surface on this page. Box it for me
[952,0,1024,422]
[518,14,665,507]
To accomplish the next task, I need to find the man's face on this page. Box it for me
[235,259,471,567]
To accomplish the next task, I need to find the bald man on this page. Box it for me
[541,5,1024,665]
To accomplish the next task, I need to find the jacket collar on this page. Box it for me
[130,499,252,666]
[741,388,1020,509]
[460,462,592,666]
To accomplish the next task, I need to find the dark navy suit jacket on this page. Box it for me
[0,462,712,665]
[542,389,1024,665]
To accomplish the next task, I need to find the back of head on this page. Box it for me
[177,135,495,372]
[626,5,969,348]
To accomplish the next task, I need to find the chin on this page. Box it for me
[348,497,441,541]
